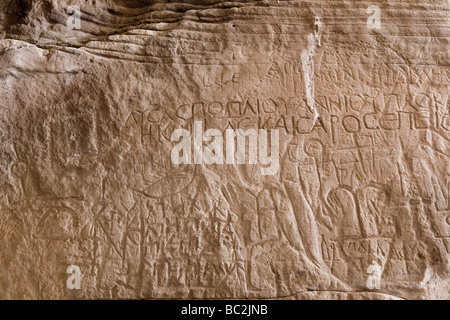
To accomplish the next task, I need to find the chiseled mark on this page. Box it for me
[301,16,323,124]
[66,265,81,290]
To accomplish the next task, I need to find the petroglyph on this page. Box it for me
[0,0,449,300]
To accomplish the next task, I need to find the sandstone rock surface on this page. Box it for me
[0,0,449,300]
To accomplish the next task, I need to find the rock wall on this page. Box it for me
[0,0,449,299]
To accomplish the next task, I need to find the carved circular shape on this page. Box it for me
[11,161,27,178]
[304,139,324,158]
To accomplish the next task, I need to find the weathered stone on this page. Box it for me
[0,0,449,300]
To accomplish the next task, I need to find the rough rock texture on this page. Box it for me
[0,0,449,300]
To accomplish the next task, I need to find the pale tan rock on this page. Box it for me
[0,0,449,300]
